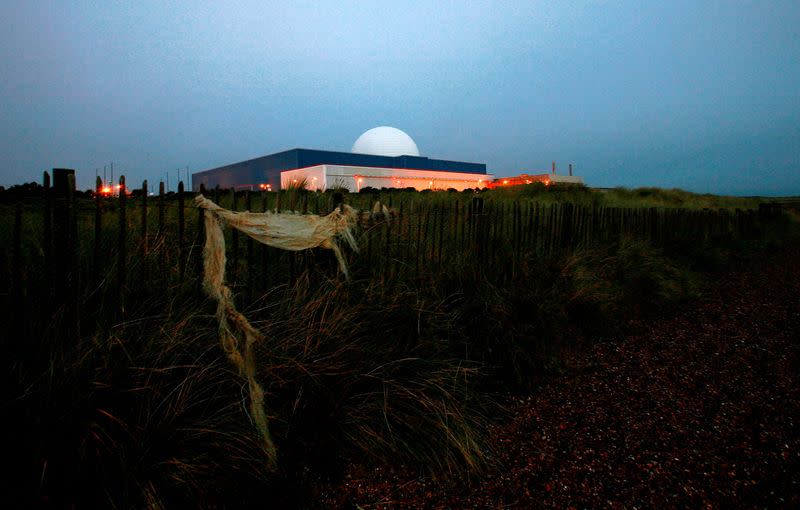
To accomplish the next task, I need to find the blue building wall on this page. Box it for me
[192,148,487,191]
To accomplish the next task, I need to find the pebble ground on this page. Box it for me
[322,245,800,509]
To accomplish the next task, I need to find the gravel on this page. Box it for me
[322,245,800,508]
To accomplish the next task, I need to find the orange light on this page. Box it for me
[101,186,112,194]
[503,180,509,185]
[545,180,550,185]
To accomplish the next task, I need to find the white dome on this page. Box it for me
[351,126,420,157]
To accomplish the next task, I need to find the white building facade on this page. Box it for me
[281,164,495,192]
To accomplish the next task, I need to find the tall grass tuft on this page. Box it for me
[250,278,493,478]
[9,299,271,508]
[8,275,495,507]
[563,236,700,324]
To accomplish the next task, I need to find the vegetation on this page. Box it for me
[349,183,771,210]
[2,178,797,507]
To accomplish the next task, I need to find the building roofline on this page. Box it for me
[193,147,486,177]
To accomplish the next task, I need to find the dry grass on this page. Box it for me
[8,300,271,508]
[252,279,493,476]
[2,185,796,508]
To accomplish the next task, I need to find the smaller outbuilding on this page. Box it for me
[491,163,583,188]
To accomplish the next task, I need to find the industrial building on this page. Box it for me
[192,127,493,192]
[491,163,584,188]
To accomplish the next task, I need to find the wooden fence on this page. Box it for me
[1,171,786,344]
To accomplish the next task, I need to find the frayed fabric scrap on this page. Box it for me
[195,195,360,467]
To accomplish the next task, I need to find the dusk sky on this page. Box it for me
[1,1,798,195]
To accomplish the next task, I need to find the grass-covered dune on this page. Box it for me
[2,182,797,507]
[472,183,770,209]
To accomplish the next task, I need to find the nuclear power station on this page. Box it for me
[191,126,582,192]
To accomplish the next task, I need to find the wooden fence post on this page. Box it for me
[365,202,373,267]
[140,180,148,283]
[93,176,102,286]
[561,202,574,250]
[118,175,127,317]
[261,190,270,288]
[178,181,186,279]
[53,169,72,305]
[485,201,496,270]
[383,202,392,280]
[53,169,79,343]
[427,202,436,267]
[11,203,24,344]
[514,201,522,277]
[649,207,658,244]
[580,204,587,245]
[437,203,445,266]
[532,202,540,254]
[196,184,206,295]
[246,191,254,303]
[734,209,742,239]
[470,196,484,263]
[333,192,344,278]
[492,202,503,270]
[230,188,239,286]
[453,200,462,266]
[422,203,433,272]
[42,171,54,322]
[546,204,556,256]
[404,199,414,277]
[158,181,166,283]
[415,203,424,276]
